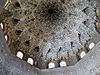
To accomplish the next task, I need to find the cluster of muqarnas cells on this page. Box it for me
[1,0,97,69]
[34,1,66,25]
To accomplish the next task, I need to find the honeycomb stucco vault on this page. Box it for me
[2,0,98,69]
[0,0,100,75]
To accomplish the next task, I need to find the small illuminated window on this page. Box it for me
[80,51,86,58]
[89,42,95,49]
[48,62,55,69]
[60,61,67,67]
[16,51,23,59]
[0,23,4,30]
[27,58,34,65]
[5,34,10,43]
[5,35,8,41]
